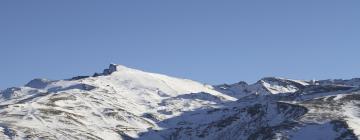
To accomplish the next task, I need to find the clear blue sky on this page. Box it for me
[1,0,360,89]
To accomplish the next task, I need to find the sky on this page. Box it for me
[1,0,360,89]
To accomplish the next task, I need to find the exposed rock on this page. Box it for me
[25,78,51,89]
[1,64,360,140]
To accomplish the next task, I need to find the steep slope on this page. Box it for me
[0,64,360,140]
[214,77,309,98]
[0,64,235,139]
[146,84,359,140]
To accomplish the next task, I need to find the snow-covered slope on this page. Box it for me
[0,64,360,140]
[0,64,235,140]
[214,77,309,98]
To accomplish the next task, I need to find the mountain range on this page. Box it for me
[0,64,359,140]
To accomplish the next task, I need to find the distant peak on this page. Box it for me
[260,77,286,81]
[25,78,52,89]
[237,81,248,85]
[257,77,304,84]
[110,64,130,70]
[102,64,133,75]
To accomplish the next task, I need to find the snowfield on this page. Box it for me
[0,64,359,140]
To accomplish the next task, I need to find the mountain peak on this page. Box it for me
[25,78,52,89]
[102,64,133,75]
[258,77,287,83]
[1,64,360,139]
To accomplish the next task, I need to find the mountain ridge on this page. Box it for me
[0,64,359,140]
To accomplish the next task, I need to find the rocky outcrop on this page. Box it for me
[25,78,52,89]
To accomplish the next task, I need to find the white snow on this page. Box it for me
[0,64,237,139]
[343,103,360,138]
[1,64,360,139]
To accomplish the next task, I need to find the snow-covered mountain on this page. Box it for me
[0,64,359,140]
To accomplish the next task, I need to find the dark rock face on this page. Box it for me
[103,64,118,75]
[25,78,51,89]
[92,64,120,77]
[1,87,22,99]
